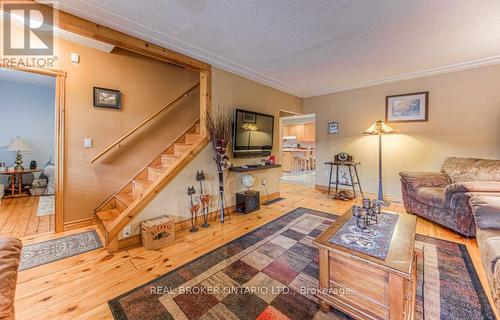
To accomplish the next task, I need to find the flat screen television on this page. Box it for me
[233,109,274,158]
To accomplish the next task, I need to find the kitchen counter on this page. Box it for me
[282,149,315,172]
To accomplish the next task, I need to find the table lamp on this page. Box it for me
[6,137,32,171]
[363,121,395,203]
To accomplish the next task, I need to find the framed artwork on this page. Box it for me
[93,87,121,109]
[385,91,428,122]
[328,121,339,134]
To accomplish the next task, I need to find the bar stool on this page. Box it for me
[305,149,316,171]
[293,152,306,174]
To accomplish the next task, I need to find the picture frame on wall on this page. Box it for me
[386,91,428,122]
[93,87,121,109]
[328,121,339,134]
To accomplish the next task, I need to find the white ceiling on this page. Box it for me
[55,0,500,97]
[0,68,55,88]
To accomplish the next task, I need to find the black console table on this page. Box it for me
[325,161,364,198]
[229,164,281,172]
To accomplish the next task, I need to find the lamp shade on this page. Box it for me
[363,120,395,135]
[6,137,32,153]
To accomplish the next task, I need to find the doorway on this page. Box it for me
[0,67,65,236]
[279,113,316,185]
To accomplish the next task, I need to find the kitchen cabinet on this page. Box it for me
[283,124,315,142]
[303,123,315,142]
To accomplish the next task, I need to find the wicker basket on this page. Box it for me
[30,178,47,196]
[140,215,175,250]
[30,188,46,196]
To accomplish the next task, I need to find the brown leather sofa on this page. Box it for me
[469,195,500,313]
[0,238,22,320]
[400,157,500,236]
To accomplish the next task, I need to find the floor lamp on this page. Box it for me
[363,121,395,204]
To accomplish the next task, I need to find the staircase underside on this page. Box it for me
[95,120,208,251]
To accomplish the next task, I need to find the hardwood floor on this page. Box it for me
[12,183,499,319]
[0,196,53,238]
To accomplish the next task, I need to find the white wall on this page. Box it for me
[0,80,55,169]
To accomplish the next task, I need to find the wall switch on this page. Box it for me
[84,138,93,148]
[71,53,80,64]
[261,179,267,185]
[123,226,131,238]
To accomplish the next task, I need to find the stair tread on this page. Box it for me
[162,153,180,157]
[148,165,169,173]
[161,154,180,159]
[115,192,137,207]
[96,208,121,230]
[133,177,150,189]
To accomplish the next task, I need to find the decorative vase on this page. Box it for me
[204,107,232,223]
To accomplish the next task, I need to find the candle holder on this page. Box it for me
[352,199,383,230]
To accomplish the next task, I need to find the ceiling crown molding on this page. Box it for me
[304,55,500,98]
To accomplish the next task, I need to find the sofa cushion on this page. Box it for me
[477,229,500,279]
[0,237,22,320]
[415,187,445,208]
[470,196,500,230]
[494,263,499,311]
[441,157,500,183]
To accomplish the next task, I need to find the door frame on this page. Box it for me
[0,64,67,232]
[277,109,302,165]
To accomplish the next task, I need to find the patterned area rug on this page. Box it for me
[20,230,102,271]
[108,208,495,320]
[37,195,55,216]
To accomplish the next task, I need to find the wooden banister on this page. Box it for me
[91,83,200,163]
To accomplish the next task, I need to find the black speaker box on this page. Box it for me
[236,190,260,214]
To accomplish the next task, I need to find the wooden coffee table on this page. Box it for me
[313,208,417,320]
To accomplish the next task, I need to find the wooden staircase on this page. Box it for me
[95,120,208,251]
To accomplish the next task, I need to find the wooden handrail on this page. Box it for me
[90,83,200,163]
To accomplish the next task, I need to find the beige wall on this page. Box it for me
[304,65,500,200]
[127,68,302,237]
[58,39,200,223]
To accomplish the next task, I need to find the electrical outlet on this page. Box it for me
[123,226,131,238]
[261,179,267,185]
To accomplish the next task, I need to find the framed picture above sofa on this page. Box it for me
[386,91,428,122]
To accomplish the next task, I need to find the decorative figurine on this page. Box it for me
[187,186,199,232]
[196,170,211,228]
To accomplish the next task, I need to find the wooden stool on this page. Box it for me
[293,152,306,173]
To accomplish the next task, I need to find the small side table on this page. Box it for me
[325,161,363,198]
[0,169,42,197]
